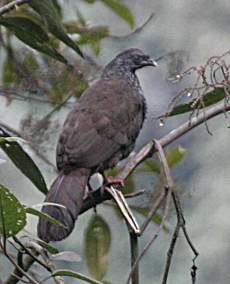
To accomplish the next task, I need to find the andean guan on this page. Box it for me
[37,48,158,242]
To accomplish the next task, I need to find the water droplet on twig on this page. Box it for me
[159,119,165,127]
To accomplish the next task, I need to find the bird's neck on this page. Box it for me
[102,66,142,92]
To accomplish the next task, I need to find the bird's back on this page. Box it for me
[56,77,146,173]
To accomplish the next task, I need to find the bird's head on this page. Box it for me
[116,48,158,70]
[102,48,158,78]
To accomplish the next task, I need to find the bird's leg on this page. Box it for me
[85,184,97,213]
[103,174,125,188]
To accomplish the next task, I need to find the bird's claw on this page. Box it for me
[105,176,125,188]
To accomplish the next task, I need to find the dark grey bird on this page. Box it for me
[37,48,157,242]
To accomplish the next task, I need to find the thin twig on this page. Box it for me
[124,189,145,198]
[81,99,230,214]
[127,187,170,284]
[130,99,230,179]
[127,140,174,283]
[110,12,155,40]
[12,237,52,273]
[0,87,73,106]
[4,96,230,284]
[139,186,168,233]
[0,0,29,16]
[172,192,199,258]
[129,232,139,284]
[161,220,180,284]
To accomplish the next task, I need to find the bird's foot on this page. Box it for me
[105,176,125,188]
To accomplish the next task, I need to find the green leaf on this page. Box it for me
[0,128,48,195]
[0,185,26,237]
[48,67,88,103]
[137,159,160,174]
[0,17,49,41]
[25,207,67,228]
[23,53,39,72]
[29,0,83,57]
[85,215,111,281]
[137,145,186,175]
[169,88,225,116]
[0,16,68,64]
[101,0,135,28]
[166,145,186,167]
[52,270,104,284]
[64,22,109,54]
[51,0,63,19]
[90,40,101,55]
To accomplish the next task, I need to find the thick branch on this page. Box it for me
[5,100,230,284]
[81,100,230,212]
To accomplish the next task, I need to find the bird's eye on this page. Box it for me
[142,55,149,61]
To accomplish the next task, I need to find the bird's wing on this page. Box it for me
[56,79,145,170]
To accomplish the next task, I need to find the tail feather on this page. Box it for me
[37,168,90,242]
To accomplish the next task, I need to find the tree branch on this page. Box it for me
[81,99,230,212]
[0,0,28,16]
[5,99,230,284]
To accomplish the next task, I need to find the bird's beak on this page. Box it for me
[149,58,158,67]
[143,58,158,67]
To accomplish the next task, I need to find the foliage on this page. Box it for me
[0,1,228,283]
[0,128,48,194]
[165,88,226,117]
[0,0,135,104]
[85,215,111,281]
[0,184,26,237]
[0,2,137,281]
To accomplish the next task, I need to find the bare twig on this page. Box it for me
[118,99,230,183]
[0,87,73,106]
[4,93,230,283]
[124,189,145,198]
[161,219,180,284]
[105,186,140,234]
[172,192,199,258]
[4,250,40,284]
[12,237,52,273]
[0,0,29,16]
[110,12,155,40]
[5,239,65,284]
[164,50,230,121]
[126,187,170,284]
[160,190,198,284]
[127,140,175,284]
[139,186,168,233]
[129,232,139,284]
[80,99,230,215]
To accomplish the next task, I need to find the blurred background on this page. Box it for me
[0,0,230,283]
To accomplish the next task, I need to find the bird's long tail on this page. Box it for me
[37,168,90,242]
